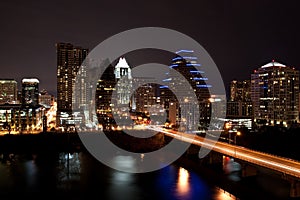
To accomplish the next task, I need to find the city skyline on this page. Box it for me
[1,2,300,199]
[1,0,299,95]
[2,55,299,102]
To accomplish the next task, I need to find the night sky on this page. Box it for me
[0,0,299,96]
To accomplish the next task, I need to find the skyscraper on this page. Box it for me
[0,79,18,104]
[56,42,88,126]
[112,57,133,128]
[20,77,43,132]
[96,59,116,129]
[114,57,132,105]
[132,77,158,113]
[96,57,135,130]
[160,50,211,131]
[227,79,252,119]
[21,78,39,107]
[230,80,251,102]
[251,60,299,127]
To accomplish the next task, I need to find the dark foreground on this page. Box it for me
[0,131,297,200]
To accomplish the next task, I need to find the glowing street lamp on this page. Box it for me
[234,131,241,158]
[234,131,241,145]
[224,122,232,144]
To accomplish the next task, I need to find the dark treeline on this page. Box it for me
[0,132,82,153]
[235,126,300,161]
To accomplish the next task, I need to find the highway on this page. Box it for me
[146,126,300,178]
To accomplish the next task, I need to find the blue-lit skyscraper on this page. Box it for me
[160,50,211,131]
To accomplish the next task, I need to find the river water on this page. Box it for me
[0,151,237,200]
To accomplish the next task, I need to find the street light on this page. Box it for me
[228,130,232,144]
[234,131,241,145]
[224,122,232,144]
[234,131,241,157]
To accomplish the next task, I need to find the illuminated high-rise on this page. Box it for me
[96,60,116,129]
[0,79,18,104]
[230,79,251,101]
[112,57,133,128]
[160,50,211,131]
[227,79,252,119]
[96,57,134,129]
[251,60,299,127]
[132,77,159,113]
[56,42,88,126]
[21,78,39,107]
[114,57,132,105]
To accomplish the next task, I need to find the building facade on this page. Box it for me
[21,78,40,107]
[0,79,18,104]
[230,79,251,101]
[56,42,88,126]
[112,57,133,128]
[160,50,211,131]
[132,77,159,113]
[114,57,132,105]
[227,79,253,120]
[0,103,43,133]
[251,60,299,127]
[96,61,116,130]
[0,78,43,133]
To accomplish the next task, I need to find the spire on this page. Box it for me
[115,57,130,69]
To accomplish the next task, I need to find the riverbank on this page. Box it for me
[0,130,166,153]
[0,132,82,153]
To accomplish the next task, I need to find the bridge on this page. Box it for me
[146,125,300,197]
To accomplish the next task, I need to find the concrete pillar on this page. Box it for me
[186,144,200,156]
[207,151,223,165]
[290,180,300,198]
[153,132,165,147]
[241,163,257,177]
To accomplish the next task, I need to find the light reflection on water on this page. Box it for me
[0,152,238,199]
[177,167,190,196]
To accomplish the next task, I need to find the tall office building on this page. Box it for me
[114,57,132,105]
[21,78,39,107]
[227,79,253,119]
[0,78,43,132]
[0,79,18,104]
[230,79,251,101]
[20,78,43,132]
[96,57,134,129]
[56,42,88,126]
[96,60,116,129]
[132,77,158,113]
[73,64,88,110]
[160,50,211,131]
[251,60,299,127]
[112,57,133,128]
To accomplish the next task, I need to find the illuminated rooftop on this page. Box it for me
[261,60,286,68]
[115,57,130,69]
[0,79,17,84]
[22,78,39,83]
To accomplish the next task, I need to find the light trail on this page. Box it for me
[146,126,300,178]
